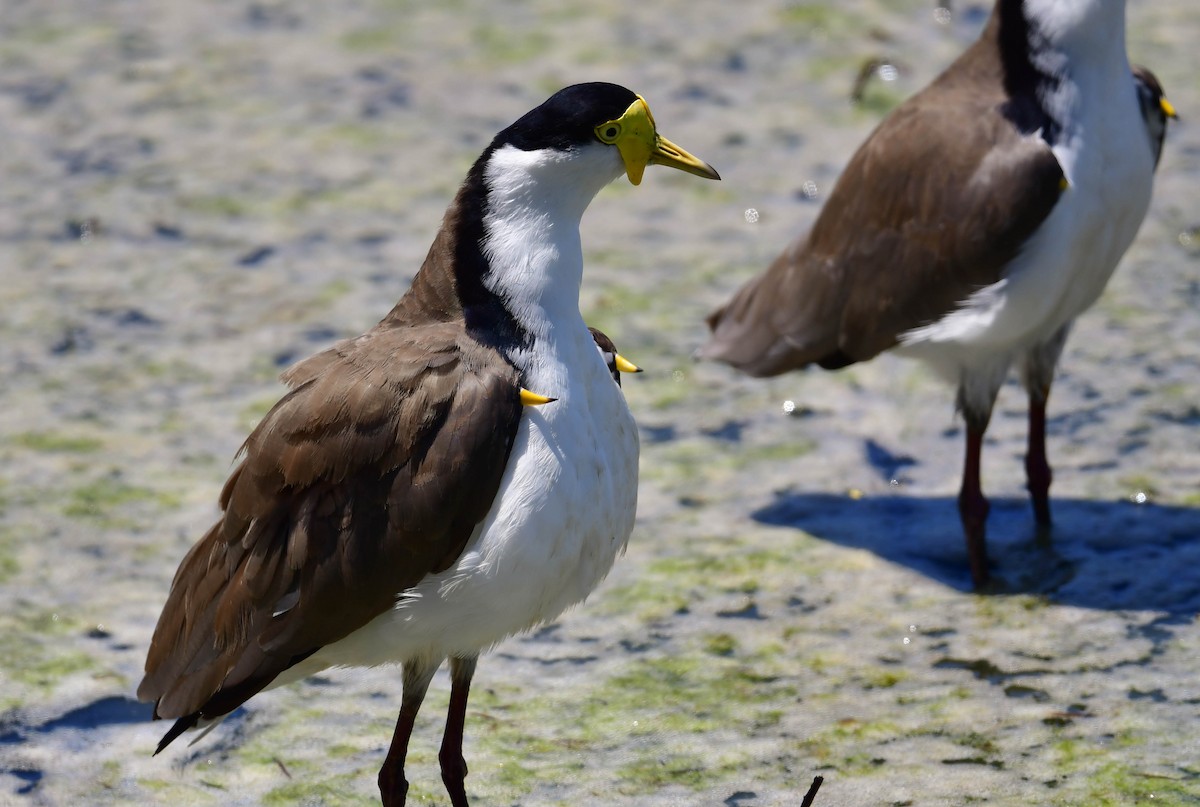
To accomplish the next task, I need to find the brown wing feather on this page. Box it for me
[138,320,523,723]
[703,24,1065,376]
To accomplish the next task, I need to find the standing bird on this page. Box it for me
[590,326,643,385]
[139,82,718,806]
[701,0,1173,588]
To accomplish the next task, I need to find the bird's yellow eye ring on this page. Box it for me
[596,122,622,144]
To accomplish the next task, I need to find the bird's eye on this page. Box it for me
[597,123,622,143]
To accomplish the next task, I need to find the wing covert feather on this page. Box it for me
[705,31,1065,375]
[139,322,523,721]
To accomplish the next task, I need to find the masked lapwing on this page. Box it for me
[701,0,1172,588]
[139,82,718,806]
[1132,64,1177,168]
[589,326,642,386]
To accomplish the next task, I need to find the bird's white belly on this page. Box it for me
[304,337,638,670]
[898,86,1155,379]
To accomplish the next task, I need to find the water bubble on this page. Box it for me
[671,369,685,383]
[1132,491,1148,504]
[744,208,760,224]
[933,7,952,25]
[800,180,819,199]
[877,63,899,82]
[903,637,910,645]
[889,478,900,487]
[782,399,796,414]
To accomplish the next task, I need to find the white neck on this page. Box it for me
[480,143,623,347]
[1024,0,1128,68]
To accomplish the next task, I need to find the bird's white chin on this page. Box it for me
[485,143,625,219]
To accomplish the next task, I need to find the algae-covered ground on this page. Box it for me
[2,0,1199,804]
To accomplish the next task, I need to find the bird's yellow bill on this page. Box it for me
[519,388,557,406]
[596,96,721,185]
[1161,96,1178,119]
[613,354,642,374]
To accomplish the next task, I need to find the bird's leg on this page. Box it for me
[1021,327,1067,533]
[1025,389,1053,530]
[379,660,439,807]
[440,656,478,807]
[958,415,991,589]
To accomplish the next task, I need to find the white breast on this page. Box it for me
[427,323,638,652]
[296,140,639,670]
[308,324,637,670]
[899,57,1156,379]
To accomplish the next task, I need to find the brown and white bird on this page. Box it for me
[1132,64,1177,168]
[701,0,1173,587]
[590,326,643,385]
[139,82,718,806]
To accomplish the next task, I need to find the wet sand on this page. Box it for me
[1,1,1198,804]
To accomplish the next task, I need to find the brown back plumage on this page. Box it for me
[139,192,525,731]
[703,10,1065,376]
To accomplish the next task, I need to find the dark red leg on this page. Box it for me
[379,662,437,807]
[440,656,477,807]
[1025,392,1053,528]
[958,423,991,588]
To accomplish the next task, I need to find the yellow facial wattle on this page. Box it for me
[595,96,720,185]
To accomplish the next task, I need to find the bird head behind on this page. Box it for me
[1131,64,1177,169]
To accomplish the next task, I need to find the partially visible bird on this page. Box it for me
[1132,64,1178,167]
[139,82,718,806]
[701,0,1173,587]
[590,326,643,386]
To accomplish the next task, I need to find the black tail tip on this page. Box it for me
[153,713,200,756]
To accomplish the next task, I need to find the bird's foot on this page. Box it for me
[378,764,409,807]
[1031,499,1053,530]
[440,751,470,807]
[1025,460,1053,529]
[1032,516,1054,549]
[958,492,991,589]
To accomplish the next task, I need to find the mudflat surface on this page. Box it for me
[1,1,1198,805]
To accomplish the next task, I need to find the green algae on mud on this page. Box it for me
[0,609,99,703]
[63,474,182,523]
[11,431,105,453]
[0,0,1197,804]
[263,773,379,807]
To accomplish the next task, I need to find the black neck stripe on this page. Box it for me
[452,149,533,356]
[997,0,1063,143]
